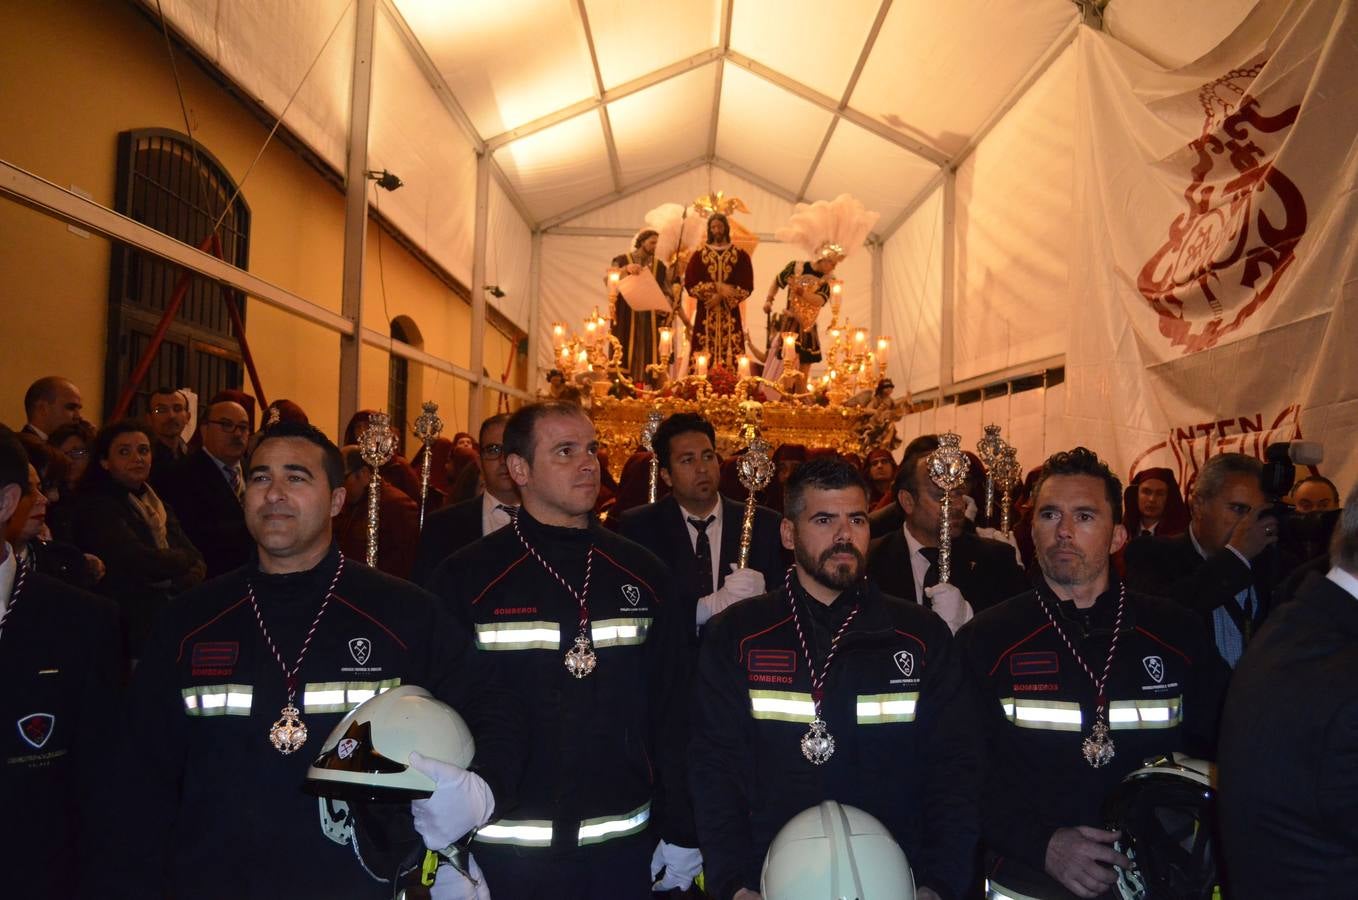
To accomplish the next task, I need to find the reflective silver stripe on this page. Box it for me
[474,819,554,847]
[474,621,561,651]
[591,617,652,648]
[1108,697,1182,730]
[474,803,652,849]
[1000,697,1083,731]
[301,679,402,714]
[986,878,1044,900]
[578,802,651,846]
[856,692,919,724]
[749,690,817,723]
[182,684,253,716]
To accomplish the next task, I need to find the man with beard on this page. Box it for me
[955,448,1226,899]
[689,458,980,900]
[683,212,754,370]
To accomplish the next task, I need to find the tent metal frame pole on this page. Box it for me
[572,0,624,193]
[548,225,779,241]
[939,169,957,394]
[869,239,884,342]
[526,231,543,397]
[706,0,734,159]
[339,0,377,432]
[875,169,945,244]
[467,153,491,429]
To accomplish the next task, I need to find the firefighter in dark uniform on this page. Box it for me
[955,448,1226,899]
[690,457,981,900]
[0,428,120,899]
[105,422,524,899]
[429,401,700,899]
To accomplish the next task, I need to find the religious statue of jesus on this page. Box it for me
[683,212,753,370]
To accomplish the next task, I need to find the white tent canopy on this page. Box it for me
[98,0,1355,488]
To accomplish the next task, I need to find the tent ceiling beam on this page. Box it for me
[875,168,946,243]
[724,49,949,168]
[798,0,895,201]
[548,225,779,241]
[538,154,710,231]
[951,15,1080,169]
[707,0,734,159]
[710,155,800,204]
[573,0,624,193]
[484,50,724,153]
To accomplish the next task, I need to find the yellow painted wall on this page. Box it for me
[0,0,522,441]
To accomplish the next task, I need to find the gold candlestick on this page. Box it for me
[413,401,444,532]
[926,432,971,584]
[976,424,1005,522]
[358,411,397,568]
[640,407,663,504]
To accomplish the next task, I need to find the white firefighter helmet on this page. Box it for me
[761,801,915,900]
[305,684,475,802]
[1103,753,1218,900]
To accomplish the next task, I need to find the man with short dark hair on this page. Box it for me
[429,401,700,898]
[146,386,191,487]
[1292,474,1341,513]
[158,400,253,578]
[1125,452,1287,667]
[956,447,1226,899]
[618,412,784,630]
[867,434,1027,632]
[690,457,980,900]
[413,413,519,585]
[108,421,525,898]
[0,427,120,898]
[22,376,83,440]
[1219,485,1358,896]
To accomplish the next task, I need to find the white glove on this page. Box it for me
[923,582,974,634]
[409,751,496,851]
[976,526,1024,569]
[430,854,490,900]
[651,840,704,891]
[696,564,766,626]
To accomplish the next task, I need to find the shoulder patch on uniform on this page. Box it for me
[17,713,54,749]
[747,649,797,674]
[191,641,239,675]
[1010,650,1059,676]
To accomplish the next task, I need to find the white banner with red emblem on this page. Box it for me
[1064,0,1358,496]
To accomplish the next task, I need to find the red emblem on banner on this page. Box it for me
[1138,64,1307,354]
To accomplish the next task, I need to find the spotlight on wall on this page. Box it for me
[484,284,506,299]
[365,169,404,191]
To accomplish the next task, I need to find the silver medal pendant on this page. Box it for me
[800,717,836,765]
[1081,718,1115,768]
[564,634,598,678]
[269,704,308,755]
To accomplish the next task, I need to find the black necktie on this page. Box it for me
[689,515,715,596]
[919,546,940,594]
[497,504,518,521]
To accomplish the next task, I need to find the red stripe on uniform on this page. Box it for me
[176,597,249,664]
[988,622,1054,677]
[333,594,409,652]
[1135,626,1192,664]
[470,552,531,606]
[593,548,661,604]
[738,614,795,664]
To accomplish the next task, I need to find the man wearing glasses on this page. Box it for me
[146,387,192,491]
[160,400,254,579]
[413,413,520,585]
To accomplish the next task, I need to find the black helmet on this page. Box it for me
[1102,754,1219,900]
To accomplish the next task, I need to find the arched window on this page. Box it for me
[388,316,425,457]
[106,129,251,417]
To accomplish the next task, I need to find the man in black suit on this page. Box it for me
[146,386,191,491]
[867,434,1027,632]
[1218,486,1358,896]
[617,412,784,630]
[412,413,519,585]
[21,376,83,441]
[158,400,253,579]
[1125,453,1284,668]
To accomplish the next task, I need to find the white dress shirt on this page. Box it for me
[1327,566,1358,601]
[480,492,518,536]
[0,543,17,620]
[903,526,933,602]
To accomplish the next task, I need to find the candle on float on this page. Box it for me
[737,355,751,380]
[829,279,843,296]
[552,323,565,347]
[577,349,589,367]
[695,354,709,379]
[854,329,867,347]
[658,327,673,359]
[782,333,797,359]
[560,344,571,362]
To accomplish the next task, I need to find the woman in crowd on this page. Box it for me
[71,420,205,658]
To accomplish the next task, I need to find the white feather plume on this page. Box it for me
[645,203,706,263]
[774,193,881,260]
